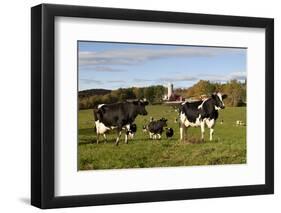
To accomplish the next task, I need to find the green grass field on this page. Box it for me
[78,105,246,170]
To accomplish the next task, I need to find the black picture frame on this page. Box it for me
[31,3,274,209]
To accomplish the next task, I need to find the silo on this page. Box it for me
[167,83,173,99]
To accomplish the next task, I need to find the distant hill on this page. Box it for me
[78,89,111,98]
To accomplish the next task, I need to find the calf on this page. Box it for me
[179,92,227,142]
[147,118,168,139]
[94,100,148,145]
[93,109,110,143]
[126,123,137,139]
[166,128,174,138]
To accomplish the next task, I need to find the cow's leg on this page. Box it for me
[115,127,122,146]
[210,128,214,141]
[184,126,188,142]
[180,124,188,142]
[149,132,153,139]
[180,113,189,142]
[124,125,130,144]
[95,122,99,144]
[206,119,215,141]
[158,134,161,139]
[115,131,122,146]
[96,133,99,144]
[103,134,107,143]
[180,125,185,142]
[200,121,205,142]
[124,133,128,144]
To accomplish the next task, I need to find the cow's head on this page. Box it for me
[133,100,149,115]
[212,92,227,110]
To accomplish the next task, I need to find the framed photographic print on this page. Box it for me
[31,3,274,209]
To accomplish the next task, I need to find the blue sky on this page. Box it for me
[78,41,246,91]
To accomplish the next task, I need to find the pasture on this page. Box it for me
[78,105,246,170]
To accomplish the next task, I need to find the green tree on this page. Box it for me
[144,87,155,102]
[153,85,165,102]
[185,80,216,97]
[222,80,244,106]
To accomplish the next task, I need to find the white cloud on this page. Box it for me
[159,75,197,82]
[229,72,247,80]
[132,76,197,84]
[80,78,103,84]
[133,78,155,82]
[106,80,125,83]
[200,71,246,82]
[132,71,246,85]
[92,66,125,72]
[79,47,244,67]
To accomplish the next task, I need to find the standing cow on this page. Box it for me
[147,118,168,139]
[126,123,137,139]
[179,92,227,142]
[93,118,137,143]
[94,100,148,145]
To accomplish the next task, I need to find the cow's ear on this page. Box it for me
[222,94,228,99]
[144,101,149,105]
[211,93,216,99]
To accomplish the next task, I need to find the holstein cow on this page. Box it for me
[165,128,174,139]
[94,100,148,145]
[93,112,137,143]
[147,118,168,140]
[126,123,137,139]
[179,92,227,142]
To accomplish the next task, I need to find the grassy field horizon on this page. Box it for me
[78,105,246,170]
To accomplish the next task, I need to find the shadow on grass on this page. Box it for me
[79,138,118,145]
[78,136,179,146]
[78,135,220,147]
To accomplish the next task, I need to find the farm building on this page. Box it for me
[163,83,185,102]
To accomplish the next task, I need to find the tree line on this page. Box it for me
[79,85,166,109]
[176,80,246,107]
[79,80,246,110]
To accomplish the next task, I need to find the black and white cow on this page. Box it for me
[94,100,148,145]
[147,118,168,139]
[166,128,174,138]
[93,116,137,143]
[126,123,137,139]
[179,92,227,142]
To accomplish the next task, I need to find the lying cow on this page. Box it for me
[147,118,168,140]
[94,100,148,145]
[179,92,227,142]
